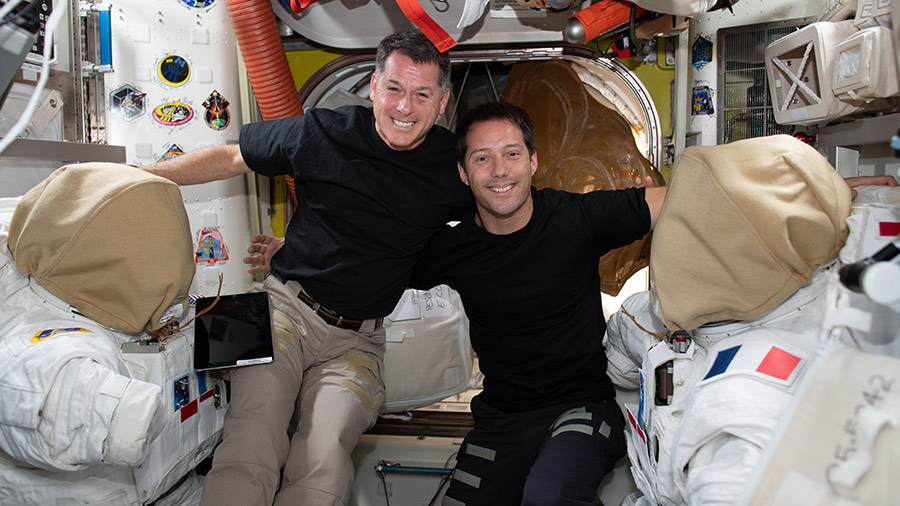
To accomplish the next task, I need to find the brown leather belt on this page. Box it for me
[297,289,371,332]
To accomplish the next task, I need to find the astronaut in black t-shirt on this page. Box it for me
[409,102,667,506]
[144,31,472,506]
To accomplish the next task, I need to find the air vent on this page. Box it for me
[717,20,810,143]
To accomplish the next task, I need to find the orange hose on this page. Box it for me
[224,0,300,206]
[224,0,304,121]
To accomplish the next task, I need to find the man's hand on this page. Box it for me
[244,234,284,275]
[844,175,899,200]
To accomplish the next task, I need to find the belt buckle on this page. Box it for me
[300,290,359,330]
[315,301,350,328]
[317,304,339,320]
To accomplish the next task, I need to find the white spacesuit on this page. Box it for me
[607,270,836,506]
[737,185,900,506]
[0,164,225,505]
[605,135,900,506]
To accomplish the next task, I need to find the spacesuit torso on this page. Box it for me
[607,268,832,506]
[606,181,900,506]
[0,197,161,471]
[0,165,227,505]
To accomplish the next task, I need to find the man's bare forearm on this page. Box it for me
[645,186,666,229]
[144,144,251,185]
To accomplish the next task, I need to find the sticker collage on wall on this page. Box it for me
[105,0,238,166]
[104,0,252,293]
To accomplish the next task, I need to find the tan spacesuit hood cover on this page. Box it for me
[8,163,195,334]
[650,135,851,331]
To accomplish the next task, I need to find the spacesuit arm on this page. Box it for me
[671,377,791,506]
[681,433,762,506]
[0,356,161,471]
[606,311,642,389]
[606,291,666,389]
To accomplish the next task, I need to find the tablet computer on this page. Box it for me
[193,292,274,371]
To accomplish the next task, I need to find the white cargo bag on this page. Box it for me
[832,26,900,101]
[381,285,476,413]
[766,21,869,125]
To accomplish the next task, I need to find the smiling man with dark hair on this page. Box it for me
[410,101,666,506]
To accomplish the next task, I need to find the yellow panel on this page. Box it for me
[271,176,287,238]
[616,42,675,142]
[286,49,352,90]
[598,37,676,181]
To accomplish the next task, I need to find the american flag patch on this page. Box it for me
[625,405,646,444]
[703,343,803,384]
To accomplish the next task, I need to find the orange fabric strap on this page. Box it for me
[395,0,457,52]
[290,0,316,13]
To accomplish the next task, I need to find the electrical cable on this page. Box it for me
[628,4,644,54]
[595,38,617,59]
[376,460,393,506]
[150,272,225,342]
[427,473,451,505]
[0,0,66,156]
[426,451,457,506]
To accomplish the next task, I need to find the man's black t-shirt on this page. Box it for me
[412,187,650,412]
[239,105,473,319]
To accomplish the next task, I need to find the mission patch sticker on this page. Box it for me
[153,100,194,126]
[158,143,185,162]
[180,0,216,7]
[158,54,191,86]
[109,84,147,121]
[203,90,230,130]
[195,228,229,265]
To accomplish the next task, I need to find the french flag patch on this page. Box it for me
[703,343,803,384]
[879,221,900,239]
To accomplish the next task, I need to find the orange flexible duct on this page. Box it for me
[224,0,301,206]
[225,0,304,120]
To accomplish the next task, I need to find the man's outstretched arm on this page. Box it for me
[144,144,251,185]
[641,176,667,229]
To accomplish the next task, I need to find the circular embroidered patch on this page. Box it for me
[158,55,191,86]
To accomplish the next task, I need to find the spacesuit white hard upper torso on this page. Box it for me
[607,267,835,506]
[603,135,900,506]
[0,165,227,505]
[0,240,161,471]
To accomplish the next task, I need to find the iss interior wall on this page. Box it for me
[686,0,829,146]
[105,0,252,296]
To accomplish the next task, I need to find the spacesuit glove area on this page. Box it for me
[104,376,162,467]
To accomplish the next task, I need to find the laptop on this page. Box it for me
[193,292,274,371]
